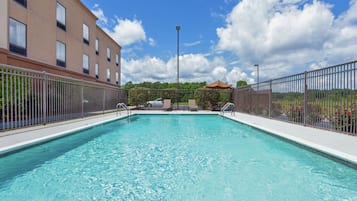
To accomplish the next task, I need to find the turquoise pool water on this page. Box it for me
[0,114,356,200]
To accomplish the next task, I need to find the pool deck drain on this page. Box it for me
[0,111,356,166]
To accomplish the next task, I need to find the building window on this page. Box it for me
[95,63,99,79]
[107,48,110,62]
[83,24,89,45]
[9,18,27,56]
[83,54,89,74]
[56,2,66,31]
[106,68,110,82]
[56,41,66,67]
[95,39,99,55]
[115,72,119,85]
[116,54,119,66]
[13,0,27,8]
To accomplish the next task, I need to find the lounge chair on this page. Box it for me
[163,99,172,111]
[188,99,198,111]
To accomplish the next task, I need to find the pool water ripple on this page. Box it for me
[0,115,356,200]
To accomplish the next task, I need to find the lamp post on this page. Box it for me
[254,64,259,90]
[176,25,180,110]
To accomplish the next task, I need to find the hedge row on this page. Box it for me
[128,87,232,110]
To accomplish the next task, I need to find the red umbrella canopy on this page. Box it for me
[205,80,233,89]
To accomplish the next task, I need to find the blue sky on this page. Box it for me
[81,0,357,85]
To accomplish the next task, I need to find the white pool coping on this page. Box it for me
[0,111,356,167]
[222,112,357,166]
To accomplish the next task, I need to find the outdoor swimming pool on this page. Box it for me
[0,114,356,200]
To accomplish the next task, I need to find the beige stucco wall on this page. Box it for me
[9,0,55,65]
[28,0,56,65]
[0,0,8,49]
[6,0,121,85]
[59,0,95,75]
[96,26,121,84]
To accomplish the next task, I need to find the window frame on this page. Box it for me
[115,53,119,66]
[9,18,27,56]
[95,39,99,55]
[107,48,111,62]
[106,68,110,82]
[95,63,99,79]
[56,41,66,67]
[56,2,66,31]
[83,54,89,74]
[13,0,27,8]
[83,24,89,45]
[115,72,119,85]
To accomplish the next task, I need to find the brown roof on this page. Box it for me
[205,80,233,89]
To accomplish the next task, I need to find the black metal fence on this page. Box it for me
[233,60,357,136]
[0,64,127,131]
[3,60,357,136]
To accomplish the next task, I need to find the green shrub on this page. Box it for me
[128,87,150,106]
[0,68,31,115]
[195,89,220,109]
[161,88,177,103]
[333,109,357,133]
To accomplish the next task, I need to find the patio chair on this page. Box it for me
[188,99,198,111]
[163,99,172,111]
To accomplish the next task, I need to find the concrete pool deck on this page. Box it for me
[0,111,356,167]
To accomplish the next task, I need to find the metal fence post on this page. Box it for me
[269,80,272,118]
[304,71,307,126]
[103,89,106,114]
[81,84,84,117]
[42,71,47,124]
[1,67,4,130]
[118,89,122,105]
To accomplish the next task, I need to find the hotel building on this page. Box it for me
[0,0,121,86]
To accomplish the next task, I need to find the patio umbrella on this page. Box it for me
[205,80,233,89]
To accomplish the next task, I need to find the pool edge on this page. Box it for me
[1,111,356,169]
[221,114,357,168]
[0,111,219,155]
[0,115,130,156]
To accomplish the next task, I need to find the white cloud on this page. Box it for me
[336,0,357,26]
[324,0,357,64]
[212,66,227,80]
[90,5,155,47]
[121,54,255,85]
[226,67,255,84]
[216,0,357,79]
[184,40,201,47]
[104,18,147,47]
[266,2,333,52]
[91,4,108,24]
[148,38,156,46]
[112,0,357,85]
[122,56,169,82]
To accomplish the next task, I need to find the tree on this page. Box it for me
[128,87,150,106]
[194,88,221,110]
[123,81,134,90]
[236,80,248,88]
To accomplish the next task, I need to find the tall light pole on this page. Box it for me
[254,64,259,90]
[176,25,180,110]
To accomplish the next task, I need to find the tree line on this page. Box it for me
[123,81,207,90]
[123,80,249,89]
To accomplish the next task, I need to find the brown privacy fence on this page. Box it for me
[233,60,357,136]
[0,64,127,131]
